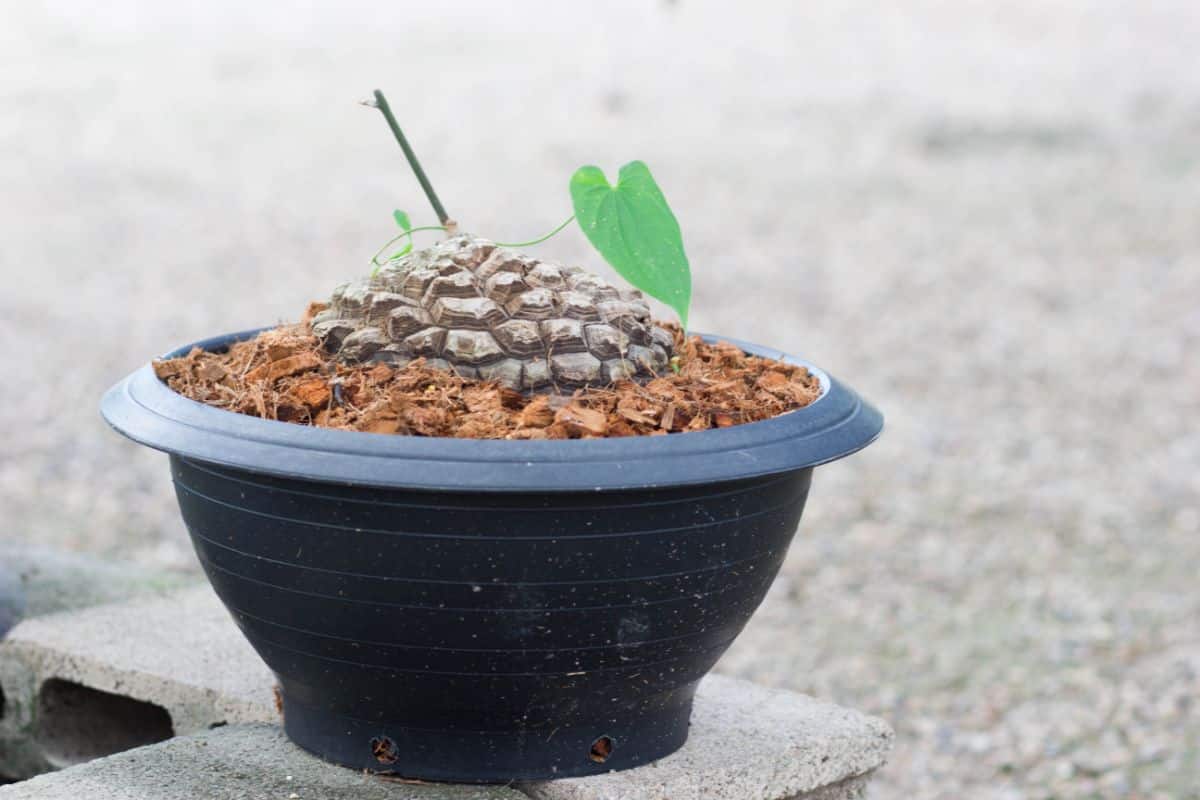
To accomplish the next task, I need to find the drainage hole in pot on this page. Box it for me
[589,735,615,763]
[371,735,399,765]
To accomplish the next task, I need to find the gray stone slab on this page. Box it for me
[0,542,197,626]
[0,543,200,778]
[0,567,22,641]
[0,585,892,797]
[520,675,892,800]
[0,723,524,800]
[0,585,272,778]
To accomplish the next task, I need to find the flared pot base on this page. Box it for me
[280,689,695,782]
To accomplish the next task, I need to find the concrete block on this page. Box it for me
[0,585,272,778]
[0,585,892,798]
[0,542,198,631]
[0,723,525,800]
[0,568,21,641]
[520,675,892,800]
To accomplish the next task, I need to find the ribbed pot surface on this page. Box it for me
[172,455,812,781]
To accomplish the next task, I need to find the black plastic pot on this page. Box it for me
[101,328,881,782]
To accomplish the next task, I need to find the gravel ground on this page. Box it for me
[2,2,1198,797]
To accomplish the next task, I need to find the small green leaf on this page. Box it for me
[390,209,413,259]
[570,161,692,327]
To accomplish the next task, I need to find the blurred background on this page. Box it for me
[2,1,1197,797]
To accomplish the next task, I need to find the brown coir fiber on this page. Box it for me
[153,316,821,440]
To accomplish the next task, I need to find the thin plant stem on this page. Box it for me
[370,225,448,265]
[494,216,576,248]
[370,89,452,226]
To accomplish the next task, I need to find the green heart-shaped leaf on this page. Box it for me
[570,161,692,327]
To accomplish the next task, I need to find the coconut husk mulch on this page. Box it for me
[152,310,821,440]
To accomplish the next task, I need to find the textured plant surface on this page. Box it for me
[313,235,675,391]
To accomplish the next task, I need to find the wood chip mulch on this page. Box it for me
[153,317,821,440]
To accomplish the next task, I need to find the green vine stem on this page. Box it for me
[369,89,454,229]
[371,216,578,270]
[370,225,448,266]
[494,216,575,248]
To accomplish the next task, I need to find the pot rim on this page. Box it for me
[101,327,882,492]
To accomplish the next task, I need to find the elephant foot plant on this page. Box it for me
[314,234,675,391]
[152,89,827,437]
[312,90,691,392]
